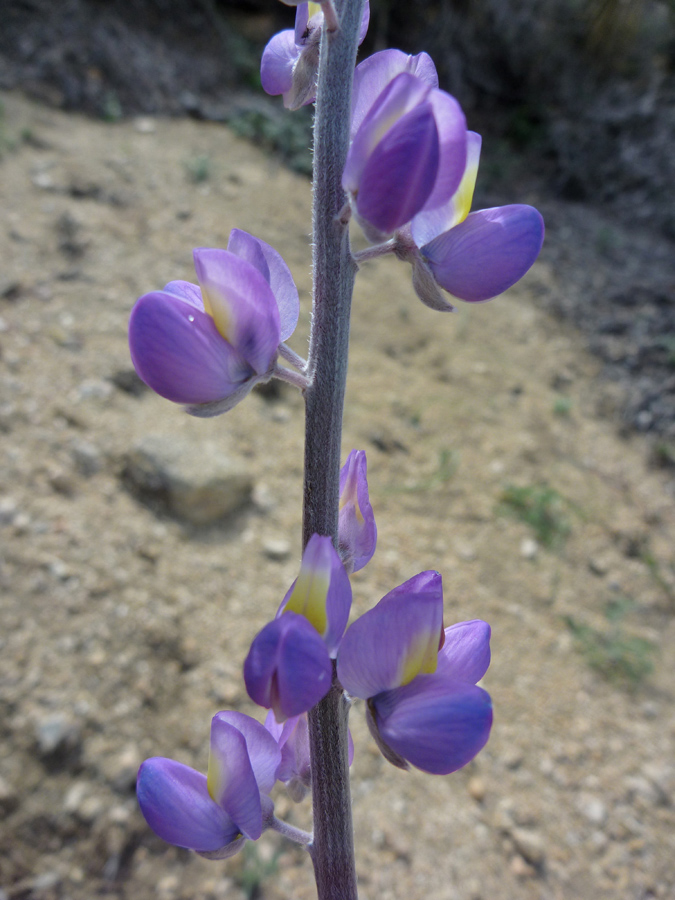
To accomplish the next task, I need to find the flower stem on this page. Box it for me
[270,816,313,848]
[302,0,365,898]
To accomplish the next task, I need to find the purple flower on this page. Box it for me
[399,131,545,311]
[136,711,281,858]
[337,571,492,775]
[261,1,370,110]
[338,450,377,574]
[244,613,332,722]
[129,229,299,416]
[343,52,467,240]
[265,711,312,801]
[265,710,355,802]
[278,533,352,655]
[244,535,352,720]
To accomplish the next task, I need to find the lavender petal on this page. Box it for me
[422,205,545,303]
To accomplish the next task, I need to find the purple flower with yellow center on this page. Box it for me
[136,711,281,859]
[397,131,545,311]
[343,53,467,241]
[337,571,492,775]
[128,229,299,417]
[244,534,352,720]
[338,449,377,574]
[261,1,370,110]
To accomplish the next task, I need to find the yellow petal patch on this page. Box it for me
[398,629,439,686]
[284,568,329,637]
[199,282,235,344]
[339,471,364,524]
[307,2,322,20]
[447,133,481,229]
[207,743,229,803]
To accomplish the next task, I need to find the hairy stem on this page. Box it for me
[302,0,365,898]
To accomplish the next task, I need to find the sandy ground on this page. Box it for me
[1,90,674,900]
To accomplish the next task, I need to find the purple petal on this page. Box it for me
[261,30,297,97]
[207,719,262,840]
[279,534,352,656]
[294,3,311,44]
[338,450,377,573]
[422,205,545,303]
[193,248,281,375]
[213,711,281,796]
[244,613,332,720]
[373,675,493,774]
[228,229,299,342]
[437,620,491,684]
[412,131,482,246]
[137,758,238,852]
[358,0,371,44]
[351,50,438,139]
[162,280,205,311]
[275,714,311,785]
[129,291,252,404]
[337,571,444,699]
[354,101,439,235]
[420,89,467,213]
[344,72,433,197]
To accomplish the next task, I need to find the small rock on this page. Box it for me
[105,744,142,793]
[263,538,292,561]
[72,440,103,476]
[467,776,486,802]
[502,748,524,770]
[133,117,156,133]
[0,497,18,525]
[588,555,609,576]
[511,828,546,866]
[510,854,536,878]
[32,872,61,891]
[123,434,253,525]
[35,713,82,758]
[520,537,538,559]
[577,793,608,825]
[77,379,113,401]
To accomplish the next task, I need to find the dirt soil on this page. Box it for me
[1,90,675,900]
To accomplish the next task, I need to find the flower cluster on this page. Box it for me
[137,450,491,855]
[130,0,541,868]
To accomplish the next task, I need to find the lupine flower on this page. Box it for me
[398,131,545,311]
[244,535,352,720]
[343,58,467,240]
[265,711,312,801]
[337,571,492,775]
[262,1,370,110]
[265,710,355,802]
[129,229,299,416]
[136,711,281,858]
[338,450,377,573]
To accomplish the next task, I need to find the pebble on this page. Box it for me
[577,793,608,826]
[123,434,254,525]
[511,827,546,866]
[520,537,538,559]
[0,496,18,525]
[35,713,82,758]
[467,776,486,802]
[72,440,103,476]
[262,538,292,561]
[105,744,142,792]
